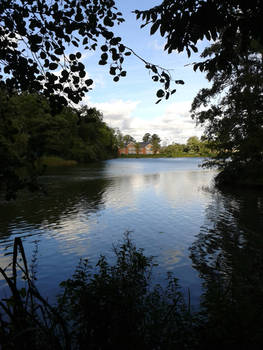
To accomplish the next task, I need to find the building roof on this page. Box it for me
[122,141,151,147]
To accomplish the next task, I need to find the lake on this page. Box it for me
[1,158,263,306]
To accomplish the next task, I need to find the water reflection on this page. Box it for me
[190,187,263,347]
[0,158,216,302]
[0,163,110,239]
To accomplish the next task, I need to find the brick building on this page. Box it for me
[118,142,157,155]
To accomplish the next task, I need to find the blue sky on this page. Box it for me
[79,0,211,144]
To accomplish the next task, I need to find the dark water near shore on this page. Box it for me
[1,158,263,306]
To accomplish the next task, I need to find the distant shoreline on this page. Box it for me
[118,154,210,159]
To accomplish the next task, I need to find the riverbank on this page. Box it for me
[215,162,263,188]
[118,153,210,158]
[41,154,208,167]
[41,156,78,167]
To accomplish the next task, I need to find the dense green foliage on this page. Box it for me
[191,39,263,186]
[0,90,117,199]
[117,135,214,158]
[162,137,214,158]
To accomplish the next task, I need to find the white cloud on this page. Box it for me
[86,99,140,130]
[85,98,203,144]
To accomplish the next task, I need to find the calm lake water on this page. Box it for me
[1,158,263,306]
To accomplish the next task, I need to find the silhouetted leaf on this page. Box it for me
[150,20,160,35]
[156,89,165,98]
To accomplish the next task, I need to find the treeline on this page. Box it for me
[116,132,214,157]
[0,90,117,164]
[161,136,214,157]
[0,90,118,198]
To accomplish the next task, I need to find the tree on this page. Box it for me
[0,0,173,198]
[135,0,263,76]
[191,38,263,186]
[2,0,262,197]
[0,0,128,108]
[142,133,151,143]
[0,0,181,109]
[114,128,125,148]
[123,134,135,144]
[151,134,161,154]
[2,1,263,109]
[0,91,117,198]
[186,136,200,154]
[135,142,140,155]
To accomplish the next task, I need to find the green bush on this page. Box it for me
[57,232,194,350]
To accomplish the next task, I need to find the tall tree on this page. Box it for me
[123,135,135,144]
[0,91,117,198]
[142,133,151,143]
[151,134,161,154]
[191,39,263,186]
[186,136,200,154]
[135,142,140,155]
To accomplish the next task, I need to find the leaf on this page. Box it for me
[101,45,108,52]
[150,20,160,35]
[165,80,170,90]
[190,45,198,53]
[151,65,158,73]
[79,71,86,78]
[110,37,121,45]
[156,89,165,98]
[40,51,46,59]
[85,79,93,86]
[101,53,108,60]
[161,72,170,81]
[49,63,58,70]
[104,17,114,27]
[119,44,125,52]
[110,67,116,75]
[175,80,185,85]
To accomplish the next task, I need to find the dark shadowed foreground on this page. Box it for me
[1,229,263,350]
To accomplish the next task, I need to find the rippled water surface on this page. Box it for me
[1,158,262,305]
